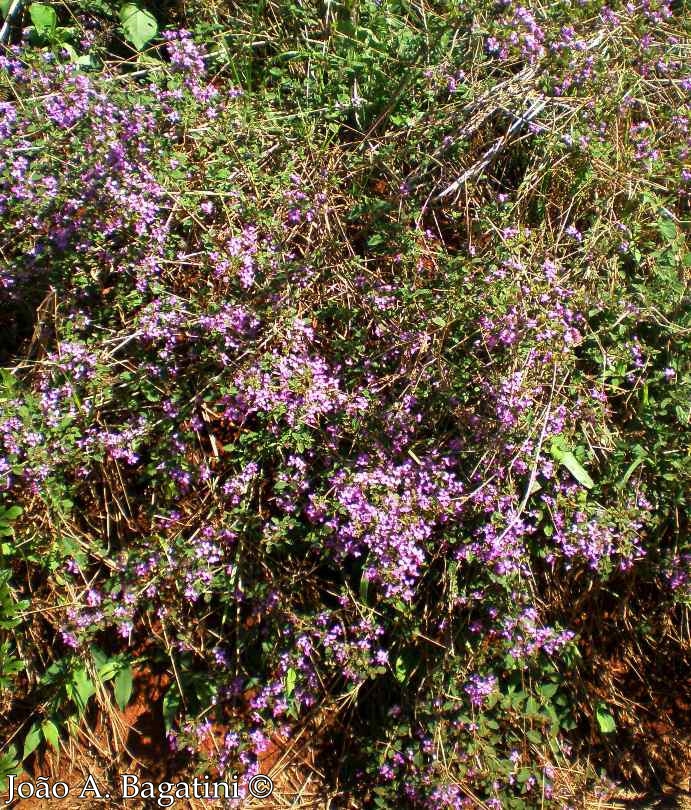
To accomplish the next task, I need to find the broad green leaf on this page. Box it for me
[0,0,12,20]
[22,721,42,760]
[29,2,57,35]
[119,3,158,50]
[114,665,133,711]
[550,439,594,489]
[596,702,616,733]
[657,217,676,242]
[41,719,60,751]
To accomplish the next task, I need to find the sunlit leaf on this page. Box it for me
[119,2,158,50]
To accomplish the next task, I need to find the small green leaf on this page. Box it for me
[516,768,531,784]
[596,702,616,733]
[359,570,370,603]
[538,682,558,699]
[162,684,181,732]
[22,721,42,760]
[285,667,297,699]
[59,42,78,61]
[0,746,19,794]
[29,2,57,36]
[114,665,133,711]
[41,719,60,751]
[119,2,158,50]
[394,656,407,684]
[90,646,108,670]
[617,455,646,489]
[97,659,120,683]
[71,668,95,714]
[76,53,99,69]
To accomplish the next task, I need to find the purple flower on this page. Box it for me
[464,673,498,707]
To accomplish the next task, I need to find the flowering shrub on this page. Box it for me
[0,0,689,806]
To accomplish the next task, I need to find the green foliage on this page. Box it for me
[0,505,26,697]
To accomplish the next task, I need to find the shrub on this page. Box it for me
[0,0,688,806]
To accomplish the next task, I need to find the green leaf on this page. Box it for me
[617,455,646,489]
[41,719,60,751]
[550,439,594,489]
[59,42,78,61]
[90,646,108,670]
[95,653,120,683]
[119,2,158,50]
[285,667,297,699]
[394,656,407,684]
[359,569,370,603]
[657,217,676,242]
[162,684,181,732]
[0,746,19,794]
[76,53,99,69]
[595,702,616,733]
[71,668,95,714]
[29,2,57,36]
[0,0,12,20]
[538,682,559,699]
[114,665,133,711]
[22,721,42,760]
